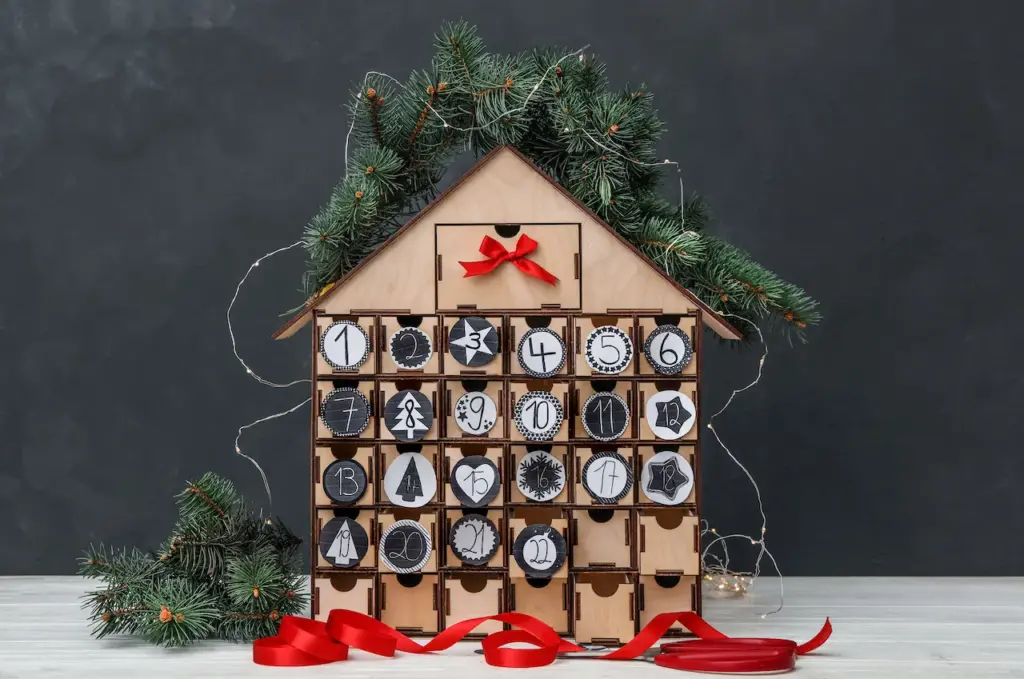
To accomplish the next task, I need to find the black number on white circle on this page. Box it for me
[643,325,693,375]
[641,450,694,505]
[581,451,633,503]
[383,389,434,442]
[320,388,371,437]
[645,390,697,440]
[322,459,368,505]
[320,321,371,371]
[448,317,499,367]
[454,391,497,436]
[513,391,564,441]
[449,515,501,566]
[450,455,501,507]
[512,524,566,578]
[584,326,633,374]
[389,327,433,370]
[516,450,565,502]
[383,452,437,507]
[379,519,432,573]
[581,392,630,442]
[517,327,566,378]
[318,516,369,568]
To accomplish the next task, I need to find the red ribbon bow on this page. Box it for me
[253,608,832,673]
[459,234,559,286]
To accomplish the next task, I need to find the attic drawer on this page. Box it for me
[315,508,376,570]
[638,575,697,636]
[637,316,697,378]
[445,380,506,439]
[571,509,632,569]
[380,573,439,634]
[316,380,375,440]
[314,444,375,507]
[637,381,698,443]
[380,315,441,374]
[443,573,504,636]
[574,573,635,644]
[316,315,377,376]
[638,508,700,575]
[436,223,581,311]
[509,577,571,635]
[443,508,505,569]
[509,316,570,377]
[313,573,375,622]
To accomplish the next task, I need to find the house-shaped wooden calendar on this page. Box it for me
[274,145,741,643]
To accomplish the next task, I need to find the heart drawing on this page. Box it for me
[455,462,497,503]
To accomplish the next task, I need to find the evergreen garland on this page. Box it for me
[79,473,307,646]
[299,22,819,340]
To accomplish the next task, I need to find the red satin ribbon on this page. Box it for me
[459,234,559,286]
[253,608,831,673]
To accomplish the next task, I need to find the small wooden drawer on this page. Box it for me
[443,508,505,569]
[571,509,632,569]
[508,316,571,377]
[379,315,442,374]
[312,573,375,622]
[572,379,635,441]
[379,444,441,506]
[315,508,376,570]
[508,508,570,580]
[443,445,504,509]
[443,573,505,636]
[380,573,440,634]
[378,380,440,441]
[377,509,440,574]
[509,577,571,636]
[508,380,570,442]
[573,573,636,644]
[637,445,696,506]
[637,381,699,442]
[316,380,376,440]
[441,315,504,376]
[574,446,635,506]
[637,315,697,378]
[444,379,506,439]
[638,575,698,636]
[573,315,637,376]
[315,315,377,376]
[638,508,700,575]
[314,444,375,507]
[509,445,571,504]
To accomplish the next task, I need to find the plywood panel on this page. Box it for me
[638,509,700,575]
[443,574,503,635]
[313,574,374,622]
[574,573,635,644]
[509,578,571,635]
[638,575,697,633]
[380,574,439,633]
[572,509,632,568]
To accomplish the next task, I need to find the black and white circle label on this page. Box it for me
[450,455,501,507]
[449,514,501,566]
[584,326,633,374]
[318,516,369,568]
[516,450,566,502]
[383,389,434,442]
[641,450,694,505]
[581,451,633,503]
[643,325,693,375]
[321,388,371,437]
[513,391,564,441]
[645,390,696,440]
[512,524,566,578]
[320,321,371,371]
[382,452,437,508]
[454,391,497,436]
[322,459,368,505]
[517,327,566,378]
[379,519,432,573]
[581,392,630,442]
[448,316,499,367]
[389,327,433,370]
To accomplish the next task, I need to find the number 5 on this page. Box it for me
[600,335,621,363]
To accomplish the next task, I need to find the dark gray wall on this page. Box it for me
[2,0,1021,576]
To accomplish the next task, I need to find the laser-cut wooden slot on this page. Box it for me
[443,508,506,569]
[508,316,571,376]
[571,509,632,569]
[509,445,571,504]
[380,573,440,634]
[315,315,377,376]
[638,575,698,636]
[445,380,506,439]
[573,315,638,376]
[316,380,376,440]
[637,315,698,378]
[574,573,636,644]
[315,508,376,570]
[379,444,441,506]
[440,315,504,376]
[314,444,375,507]
[312,573,375,622]
[508,380,570,442]
[443,573,504,636]
[378,380,441,441]
[638,508,700,575]
[380,315,442,374]
[443,445,504,509]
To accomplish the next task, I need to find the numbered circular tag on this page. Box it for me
[448,316,499,367]
[516,449,566,502]
[320,321,370,371]
[450,455,501,507]
[513,524,567,578]
[322,459,368,505]
[581,451,633,503]
[513,391,564,441]
[383,452,437,507]
[384,389,434,442]
[389,327,433,370]
[645,390,696,440]
[321,388,371,437]
[318,516,369,568]
[454,391,497,436]
[584,326,633,374]
[643,325,693,375]
[379,519,432,573]
[517,327,566,378]
[581,392,630,442]
[449,514,501,566]
[641,450,694,505]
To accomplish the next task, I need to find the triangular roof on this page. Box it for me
[274,145,740,340]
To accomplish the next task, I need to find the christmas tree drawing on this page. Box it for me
[392,392,429,440]
[399,456,423,503]
[326,519,356,566]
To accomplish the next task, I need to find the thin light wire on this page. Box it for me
[233,398,312,511]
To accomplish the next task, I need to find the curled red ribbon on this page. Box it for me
[253,608,831,673]
[459,234,559,286]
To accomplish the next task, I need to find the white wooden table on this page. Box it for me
[1,577,1022,678]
